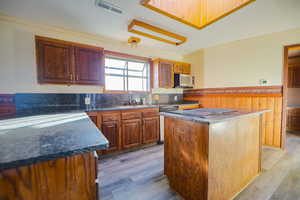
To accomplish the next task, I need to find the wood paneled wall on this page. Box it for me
[184,86,283,148]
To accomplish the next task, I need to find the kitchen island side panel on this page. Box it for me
[164,117,209,200]
[208,115,261,200]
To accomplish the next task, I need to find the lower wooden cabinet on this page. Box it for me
[101,120,120,152]
[122,119,142,149]
[87,108,159,154]
[142,117,160,144]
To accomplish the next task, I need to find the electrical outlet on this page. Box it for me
[259,79,268,85]
[85,97,91,105]
[174,95,178,101]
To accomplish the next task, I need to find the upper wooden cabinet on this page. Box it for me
[74,47,105,85]
[36,36,105,85]
[36,39,73,84]
[153,59,191,88]
[174,62,191,74]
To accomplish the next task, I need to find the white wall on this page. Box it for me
[184,27,300,88]
[0,15,183,94]
[183,49,204,89]
[202,28,300,88]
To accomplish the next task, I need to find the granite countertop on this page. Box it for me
[287,104,300,109]
[9,105,159,118]
[0,112,109,171]
[160,109,269,124]
[85,104,159,112]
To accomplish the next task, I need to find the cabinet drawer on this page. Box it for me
[142,109,159,117]
[102,113,120,122]
[122,111,142,120]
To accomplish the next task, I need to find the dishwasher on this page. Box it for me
[158,105,179,143]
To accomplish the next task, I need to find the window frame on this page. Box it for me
[104,54,151,94]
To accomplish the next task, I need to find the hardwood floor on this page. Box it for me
[99,133,300,200]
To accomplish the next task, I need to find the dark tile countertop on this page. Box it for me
[0,112,109,171]
[160,109,269,124]
[10,104,159,118]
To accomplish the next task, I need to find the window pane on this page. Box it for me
[105,75,124,91]
[105,68,124,75]
[128,61,145,71]
[128,77,146,91]
[105,58,126,69]
[105,57,149,92]
[128,70,143,77]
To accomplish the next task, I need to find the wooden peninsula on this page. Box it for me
[0,112,108,200]
[161,108,266,200]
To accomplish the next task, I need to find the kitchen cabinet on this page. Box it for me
[153,58,191,88]
[36,36,105,85]
[288,66,300,88]
[287,108,300,131]
[159,60,174,88]
[36,38,73,84]
[87,108,159,154]
[142,117,159,144]
[87,111,121,153]
[122,119,142,149]
[102,120,121,151]
[182,63,191,74]
[74,47,105,85]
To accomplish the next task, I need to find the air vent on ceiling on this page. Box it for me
[95,0,123,14]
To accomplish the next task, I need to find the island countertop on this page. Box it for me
[0,112,109,171]
[160,108,269,124]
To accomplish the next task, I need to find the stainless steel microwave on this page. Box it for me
[174,74,194,88]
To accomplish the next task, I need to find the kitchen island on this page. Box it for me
[0,112,108,200]
[161,109,267,200]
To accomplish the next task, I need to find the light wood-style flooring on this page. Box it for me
[99,132,300,200]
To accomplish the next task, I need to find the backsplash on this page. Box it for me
[151,94,184,105]
[15,93,151,112]
[0,95,15,105]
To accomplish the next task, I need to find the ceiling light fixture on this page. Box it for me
[128,19,186,46]
[128,37,141,48]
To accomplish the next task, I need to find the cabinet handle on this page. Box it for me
[70,73,73,81]
[76,75,79,81]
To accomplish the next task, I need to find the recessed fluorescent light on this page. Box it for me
[128,19,186,46]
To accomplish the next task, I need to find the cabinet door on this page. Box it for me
[159,61,174,88]
[36,39,73,84]
[182,63,191,74]
[101,120,120,152]
[292,67,300,88]
[142,117,159,144]
[122,119,142,149]
[74,47,105,85]
[173,63,183,74]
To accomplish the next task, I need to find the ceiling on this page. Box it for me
[0,0,300,55]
